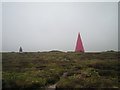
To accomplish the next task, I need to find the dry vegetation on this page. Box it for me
[2,51,120,89]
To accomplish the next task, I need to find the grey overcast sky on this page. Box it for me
[2,2,118,52]
[0,3,2,52]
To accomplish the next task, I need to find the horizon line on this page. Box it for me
[1,50,118,53]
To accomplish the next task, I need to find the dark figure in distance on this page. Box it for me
[19,47,23,53]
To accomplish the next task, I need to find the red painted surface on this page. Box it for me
[75,32,84,52]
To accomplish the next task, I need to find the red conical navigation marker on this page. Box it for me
[75,32,84,52]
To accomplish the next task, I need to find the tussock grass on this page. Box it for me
[2,51,119,89]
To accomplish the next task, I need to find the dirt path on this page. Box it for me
[47,83,57,90]
[46,72,68,90]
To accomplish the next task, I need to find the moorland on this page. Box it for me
[2,51,120,89]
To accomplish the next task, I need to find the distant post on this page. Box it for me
[19,47,23,53]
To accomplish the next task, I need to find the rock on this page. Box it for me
[62,72,68,77]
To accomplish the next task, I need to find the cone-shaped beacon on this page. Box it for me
[75,32,84,52]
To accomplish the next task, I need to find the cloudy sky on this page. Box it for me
[2,2,118,52]
[0,3,2,52]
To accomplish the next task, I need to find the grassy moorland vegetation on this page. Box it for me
[2,51,120,89]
